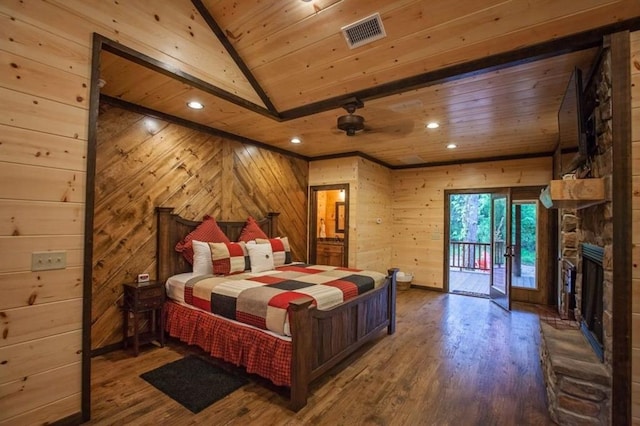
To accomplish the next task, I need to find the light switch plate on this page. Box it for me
[32,251,67,271]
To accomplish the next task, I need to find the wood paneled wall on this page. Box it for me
[310,158,359,267]
[355,159,393,270]
[0,4,87,425]
[630,29,640,423]
[309,156,551,285]
[309,157,393,271]
[391,158,552,289]
[0,1,273,422]
[93,104,308,350]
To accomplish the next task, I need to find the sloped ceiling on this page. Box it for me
[99,0,640,167]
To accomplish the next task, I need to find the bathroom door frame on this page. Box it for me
[309,184,349,265]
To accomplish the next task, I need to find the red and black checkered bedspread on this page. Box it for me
[181,264,386,336]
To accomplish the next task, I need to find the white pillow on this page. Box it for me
[246,243,275,273]
[192,240,213,276]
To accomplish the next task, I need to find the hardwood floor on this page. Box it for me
[87,291,553,425]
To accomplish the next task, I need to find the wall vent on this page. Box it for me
[341,13,386,49]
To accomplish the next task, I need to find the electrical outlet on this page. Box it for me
[32,251,67,271]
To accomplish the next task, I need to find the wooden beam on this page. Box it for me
[96,34,277,120]
[81,32,104,423]
[99,95,309,162]
[609,31,632,426]
[278,18,640,120]
[190,0,278,115]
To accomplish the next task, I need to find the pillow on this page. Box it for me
[255,237,291,266]
[209,241,249,275]
[192,240,213,276]
[246,243,275,273]
[175,215,230,264]
[237,216,269,242]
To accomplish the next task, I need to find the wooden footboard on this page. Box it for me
[288,268,398,411]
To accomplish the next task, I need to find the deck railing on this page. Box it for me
[449,241,504,271]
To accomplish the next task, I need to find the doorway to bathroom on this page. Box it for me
[309,184,349,267]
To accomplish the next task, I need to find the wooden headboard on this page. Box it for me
[156,207,280,283]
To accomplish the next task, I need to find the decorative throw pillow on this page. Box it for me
[175,215,230,264]
[209,241,249,275]
[246,243,275,273]
[237,216,269,242]
[192,240,213,276]
[255,237,291,266]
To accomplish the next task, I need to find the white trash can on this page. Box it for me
[396,271,413,291]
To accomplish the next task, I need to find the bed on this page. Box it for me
[156,206,398,410]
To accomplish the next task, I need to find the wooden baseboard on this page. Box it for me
[408,284,444,292]
[91,341,123,357]
[51,412,83,426]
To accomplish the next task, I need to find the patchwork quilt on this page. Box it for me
[182,264,386,336]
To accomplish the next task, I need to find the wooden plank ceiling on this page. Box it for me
[99,0,640,167]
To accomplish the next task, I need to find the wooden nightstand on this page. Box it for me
[122,280,165,356]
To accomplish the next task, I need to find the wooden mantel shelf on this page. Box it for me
[540,177,608,209]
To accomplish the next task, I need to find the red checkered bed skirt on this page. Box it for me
[164,300,292,386]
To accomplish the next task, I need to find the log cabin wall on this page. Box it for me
[93,104,308,350]
[630,29,640,423]
[309,157,393,271]
[0,1,282,422]
[391,157,552,289]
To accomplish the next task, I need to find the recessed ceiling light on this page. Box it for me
[144,119,159,135]
[291,137,302,144]
[426,122,439,129]
[447,143,457,149]
[187,101,204,110]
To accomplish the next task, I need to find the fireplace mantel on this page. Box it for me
[539,177,607,209]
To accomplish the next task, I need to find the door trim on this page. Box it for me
[309,184,349,266]
[444,186,550,304]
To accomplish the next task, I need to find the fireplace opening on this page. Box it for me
[580,243,604,362]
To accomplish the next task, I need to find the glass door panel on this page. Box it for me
[511,202,538,289]
[490,191,512,310]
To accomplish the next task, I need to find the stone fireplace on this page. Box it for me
[539,46,614,424]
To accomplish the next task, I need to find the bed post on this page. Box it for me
[156,207,175,283]
[267,212,280,237]
[288,296,314,411]
[387,268,399,335]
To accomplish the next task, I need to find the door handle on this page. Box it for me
[504,246,513,257]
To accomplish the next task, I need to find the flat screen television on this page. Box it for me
[557,67,594,174]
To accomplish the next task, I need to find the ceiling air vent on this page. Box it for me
[341,13,386,49]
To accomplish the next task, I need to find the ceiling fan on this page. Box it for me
[335,97,415,137]
[336,98,365,136]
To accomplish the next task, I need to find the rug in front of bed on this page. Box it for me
[140,355,249,413]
